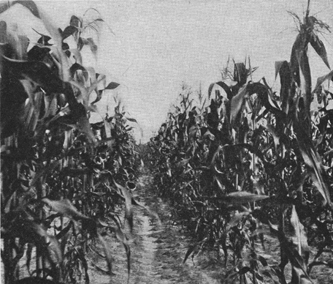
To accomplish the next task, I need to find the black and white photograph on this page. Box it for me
[1,0,333,283]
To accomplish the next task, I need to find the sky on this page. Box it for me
[1,0,333,142]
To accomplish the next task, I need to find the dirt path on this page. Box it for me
[89,172,222,284]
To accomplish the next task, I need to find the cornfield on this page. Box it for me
[148,2,333,283]
[1,1,333,284]
[1,1,142,283]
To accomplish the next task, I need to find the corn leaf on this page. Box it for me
[11,221,63,265]
[230,85,248,126]
[290,206,309,254]
[70,15,82,28]
[298,48,312,110]
[208,81,232,100]
[290,34,301,86]
[115,228,131,281]
[98,233,114,279]
[0,2,10,14]
[126,117,137,123]
[42,198,89,220]
[69,62,86,78]
[91,89,103,105]
[0,1,41,18]
[82,37,97,55]
[284,240,311,282]
[295,118,332,207]
[76,115,97,145]
[37,5,70,81]
[46,235,63,265]
[313,70,333,93]
[310,33,330,69]
[225,191,269,204]
[62,25,77,40]
[113,180,134,231]
[3,56,63,93]
[105,82,120,90]
[275,61,292,112]
[183,244,197,263]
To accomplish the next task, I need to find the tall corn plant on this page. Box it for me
[0,1,141,283]
[149,2,333,283]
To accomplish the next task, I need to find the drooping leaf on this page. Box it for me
[32,28,52,46]
[0,2,10,14]
[105,82,120,90]
[62,25,78,40]
[69,62,86,78]
[310,33,330,69]
[258,255,268,267]
[95,18,104,23]
[9,220,63,265]
[208,81,232,100]
[42,198,89,221]
[12,0,40,18]
[126,117,137,123]
[90,89,103,105]
[313,70,333,93]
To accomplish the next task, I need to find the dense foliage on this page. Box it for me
[1,1,141,283]
[149,5,333,284]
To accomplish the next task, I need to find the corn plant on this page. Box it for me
[149,2,333,283]
[1,1,142,283]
